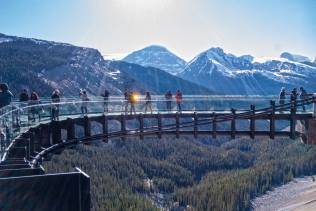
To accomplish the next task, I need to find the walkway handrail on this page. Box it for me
[1,95,315,163]
[30,96,316,167]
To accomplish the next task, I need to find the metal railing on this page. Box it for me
[0,95,314,161]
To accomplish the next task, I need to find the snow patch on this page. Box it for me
[0,37,13,44]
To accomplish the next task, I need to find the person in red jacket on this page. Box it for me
[175,90,183,112]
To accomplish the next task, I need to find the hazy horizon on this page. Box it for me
[1,0,315,61]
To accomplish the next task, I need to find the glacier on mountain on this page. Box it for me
[179,47,316,95]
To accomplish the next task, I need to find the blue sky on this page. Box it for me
[0,0,315,60]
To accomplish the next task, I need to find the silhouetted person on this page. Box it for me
[165,91,172,112]
[144,92,153,114]
[290,88,298,112]
[124,90,129,114]
[0,83,13,109]
[175,90,183,112]
[30,91,41,122]
[102,89,110,112]
[299,87,308,112]
[19,89,29,102]
[51,89,61,120]
[129,92,137,115]
[80,90,89,114]
[279,87,286,105]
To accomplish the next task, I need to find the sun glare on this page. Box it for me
[114,0,170,11]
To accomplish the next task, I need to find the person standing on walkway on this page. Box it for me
[290,88,298,112]
[144,92,153,114]
[165,91,172,112]
[129,92,137,115]
[299,87,308,112]
[124,90,130,114]
[279,87,286,105]
[51,89,61,120]
[19,89,29,103]
[80,90,89,115]
[17,89,29,121]
[30,91,41,122]
[0,83,13,109]
[175,90,183,112]
[102,89,110,113]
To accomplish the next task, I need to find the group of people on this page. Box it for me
[1,85,60,123]
[279,87,309,111]
[165,90,183,112]
[19,89,61,121]
[1,83,313,121]
[121,89,183,114]
[19,89,43,121]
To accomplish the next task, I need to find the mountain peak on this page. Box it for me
[280,52,312,63]
[142,45,168,51]
[239,55,254,62]
[205,47,225,55]
[122,45,187,75]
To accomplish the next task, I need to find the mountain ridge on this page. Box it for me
[0,33,213,96]
[179,47,316,95]
[122,45,187,75]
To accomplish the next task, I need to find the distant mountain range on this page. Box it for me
[0,33,212,96]
[1,33,315,96]
[123,45,316,95]
[179,48,316,94]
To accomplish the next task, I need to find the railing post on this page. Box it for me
[51,120,62,145]
[250,105,255,139]
[139,114,144,140]
[290,106,296,139]
[176,112,180,139]
[25,139,30,161]
[33,127,41,152]
[67,118,75,140]
[84,116,91,138]
[194,112,198,138]
[5,126,10,149]
[120,114,126,141]
[102,115,108,143]
[313,93,316,119]
[231,108,236,139]
[28,129,35,156]
[293,97,297,113]
[157,113,162,139]
[0,129,5,159]
[270,100,275,139]
[40,124,51,148]
[212,112,217,138]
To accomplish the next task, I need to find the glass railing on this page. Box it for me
[0,95,312,161]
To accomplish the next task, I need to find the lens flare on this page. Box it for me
[132,93,139,102]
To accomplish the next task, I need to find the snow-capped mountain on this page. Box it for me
[0,33,212,96]
[179,47,316,95]
[280,52,313,63]
[122,45,187,75]
[109,61,213,94]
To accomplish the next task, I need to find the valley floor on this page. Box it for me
[252,176,316,211]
